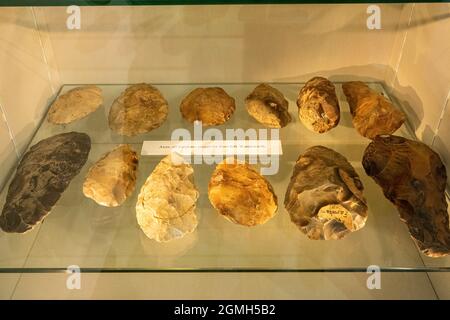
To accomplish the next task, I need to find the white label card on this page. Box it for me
[141,140,282,156]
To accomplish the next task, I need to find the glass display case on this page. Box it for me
[0,1,449,299]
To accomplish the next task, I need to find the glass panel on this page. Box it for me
[0,82,448,272]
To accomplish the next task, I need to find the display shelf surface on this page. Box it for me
[0,82,449,273]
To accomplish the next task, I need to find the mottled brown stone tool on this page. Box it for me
[297,77,340,133]
[109,83,169,136]
[83,144,138,207]
[180,87,235,126]
[245,83,291,128]
[0,132,91,233]
[284,146,368,240]
[342,81,405,139]
[363,135,449,257]
[48,86,103,124]
[136,154,199,242]
[208,158,277,226]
